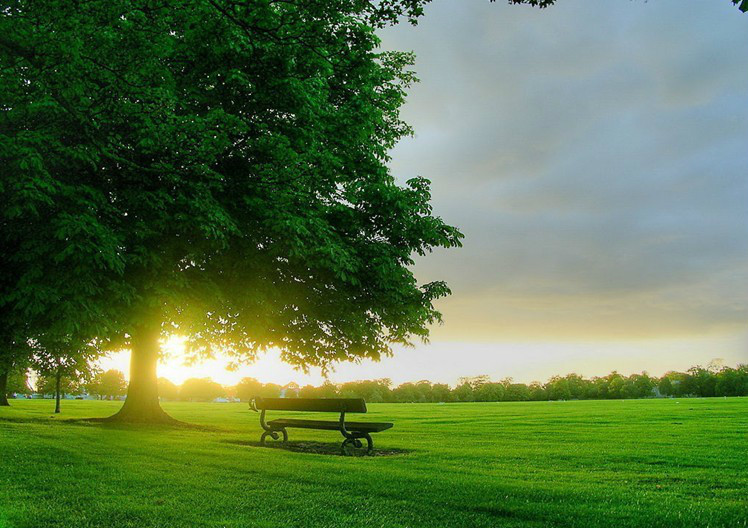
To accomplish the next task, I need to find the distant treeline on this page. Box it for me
[167,363,748,403]
[9,363,748,403]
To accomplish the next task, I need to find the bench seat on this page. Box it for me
[268,418,393,433]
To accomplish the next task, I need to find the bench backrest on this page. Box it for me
[253,397,367,413]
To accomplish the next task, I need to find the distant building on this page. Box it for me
[280,382,300,398]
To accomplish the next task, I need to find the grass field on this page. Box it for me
[1,398,746,528]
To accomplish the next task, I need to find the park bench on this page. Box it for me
[250,397,393,455]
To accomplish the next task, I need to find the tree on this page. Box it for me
[86,370,128,400]
[504,383,530,401]
[30,337,98,413]
[0,0,469,423]
[660,371,692,397]
[0,349,25,406]
[502,0,748,13]
[35,372,80,398]
[6,368,31,397]
[431,383,453,403]
[8,371,28,396]
[631,373,655,398]
[179,378,225,402]
[259,383,282,399]
[340,379,392,402]
[0,305,32,406]
[234,377,264,402]
[157,378,180,401]
[546,376,571,401]
[658,376,674,397]
[688,366,717,397]
[452,381,475,402]
[391,382,420,403]
[474,382,505,402]
[528,381,547,401]
[317,381,340,399]
[1,359,27,405]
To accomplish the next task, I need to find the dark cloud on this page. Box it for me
[379,0,748,340]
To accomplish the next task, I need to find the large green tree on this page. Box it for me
[1,0,468,423]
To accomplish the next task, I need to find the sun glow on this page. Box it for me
[97,335,324,387]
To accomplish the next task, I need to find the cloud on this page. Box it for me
[379,0,748,340]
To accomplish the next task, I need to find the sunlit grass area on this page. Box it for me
[1,398,746,528]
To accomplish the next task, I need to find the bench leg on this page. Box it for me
[260,428,288,445]
[341,433,373,456]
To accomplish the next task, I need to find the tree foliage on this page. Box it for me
[0,1,468,417]
[179,378,225,402]
[157,377,180,401]
[30,335,99,411]
[5,368,31,395]
[30,338,98,385]
[85,369,128,400]
[35,372,81,398]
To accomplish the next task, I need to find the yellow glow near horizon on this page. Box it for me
[95,332,748,389]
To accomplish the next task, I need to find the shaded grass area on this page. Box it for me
[1,398,747,527]
[221,439,410,457]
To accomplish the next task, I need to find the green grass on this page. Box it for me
[1,398,746,528]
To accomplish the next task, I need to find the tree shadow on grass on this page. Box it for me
[0,415,221,432]
[71,417,223,432]
[0,415,59,425]
[223,438,410,457]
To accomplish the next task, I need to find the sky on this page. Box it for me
[102,0,748,387]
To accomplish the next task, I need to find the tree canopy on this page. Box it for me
[0,0,467,420]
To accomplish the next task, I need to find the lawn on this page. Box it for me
[1,398,746,528]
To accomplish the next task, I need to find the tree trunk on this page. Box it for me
[54,369,62,414]
[107,322,176,423]
[0,370,10,406]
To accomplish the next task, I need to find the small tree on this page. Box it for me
[31,337,98,413]
[658,376,674,397]
[4,368,31,399]
[86,370,127,400]
[35,372,81,398]
[452,381,475,402]
[431,383,453,403]
[391,382,421,403]
[179,378,225,402]
[688,366,718,397]
[504,383,531,402]
[157,378,180,401]
[260,383,282,399]
[528,381,547,401]
[235,377,264,402]
[317,381,340,399]
[474,382,505,402]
